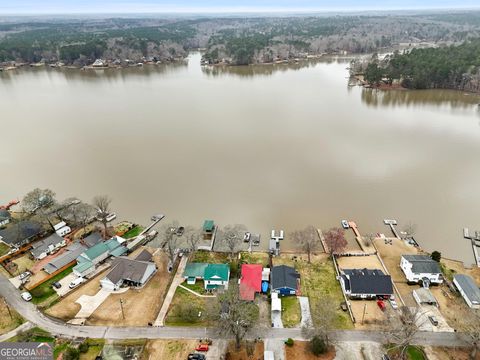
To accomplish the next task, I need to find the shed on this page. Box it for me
[453,274,480,309]
[264,351,275,360]
[413,288,438,307]
[271,292,281,312]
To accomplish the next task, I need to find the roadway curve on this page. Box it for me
[0,275,470,346]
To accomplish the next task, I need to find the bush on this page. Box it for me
[431,251,441,262]
[78,342,89,353]
[285,338,294,347]
[310,336,327,355]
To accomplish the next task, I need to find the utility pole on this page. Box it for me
[361,303,367,325]
[120,299,125,320]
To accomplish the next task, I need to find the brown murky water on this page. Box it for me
[1,52,480,264]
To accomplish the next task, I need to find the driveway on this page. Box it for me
[71,287,127,322]
[265,339,285,360]
[298,296,312,328]
[54,273,77,296]
[206,339,228,360]
[272,310,283,328]
[334,341,384,360]
[416,305,454,332]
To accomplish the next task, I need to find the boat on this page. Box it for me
[176,226,185,236]
[341,220,349,229]
[105,213,117,222]
[243,232,251,243]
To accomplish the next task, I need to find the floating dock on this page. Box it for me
[384,219,400,239]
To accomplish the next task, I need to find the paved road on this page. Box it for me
[0,275,471,346]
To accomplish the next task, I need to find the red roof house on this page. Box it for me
[240,264,263,301]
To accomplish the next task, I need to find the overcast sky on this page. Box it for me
[1,0,479,14]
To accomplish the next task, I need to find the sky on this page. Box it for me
[0,0,479,14]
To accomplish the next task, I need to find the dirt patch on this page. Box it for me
[12,254,35,275]
[424,346,478,360]
[144,340,198,360]
[225,340,264,360]
[337,255,384,270]
[349,300,387,330]
[46,270,107,321]
[285,341,335,360]
[86,253,171,326]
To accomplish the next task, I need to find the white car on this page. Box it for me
[21,292,32,301]
[389,299,398,309]
[19,271,32,280]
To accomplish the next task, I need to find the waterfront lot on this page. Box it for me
[87,253,171,326]
[164,286,210,326]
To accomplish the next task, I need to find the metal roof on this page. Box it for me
[183,263,208,278]
[43,242,86,274]
[203,220,214,232]
[31,233,65,258]
[454,274,480,305]
[204,263,230,281]
[73,260,94,274]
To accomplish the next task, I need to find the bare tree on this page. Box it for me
[386,306,422,359]
[21,188,56,214]
[184,226,201,252]
[92,195,112,239]
[75,203,96,234]
[363,233,376,247]
[209,282,259,350]
[303,294,337,346]
[290,226,320,263]
[221,224,247,258]
[402,222,417,239]
[323,227,348,256]
[159,221,180,265]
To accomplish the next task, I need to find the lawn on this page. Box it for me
[182,281,207,295]
[30,265,73,305]
[296,257,353,329]
[0,242,10,257]
[122,225,144,239]
[281,296,301,328]
[0,298,24,335]
[7,327,54,343]
[406,346,426,360]
[165,287,209,327]
[191,250,229,263]
[80,339,105,360]
[240,252,269,266]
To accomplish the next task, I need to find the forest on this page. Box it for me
[360,39,480,92]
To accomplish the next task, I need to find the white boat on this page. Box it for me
[106,213,117,222]
[341,220,349,229]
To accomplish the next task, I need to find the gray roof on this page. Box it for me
[0,209,11,221]
[82,232,103,248]
[454,274,480,305]
[271,265,299,291]
[105,257,154,284]
[31,233,64,258]
[0,221,42,246]
[135,249,153,262]
[402,255,441,274]
[43,242,87,274]
[413,288,437,304]
[342,269,393,295]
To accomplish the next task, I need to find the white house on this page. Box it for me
[0,210,11,227]
[100,257,157,291]
[340,269,393,299]
[400,255,443,286]
[453,274,480,309]
[30,233,67,260]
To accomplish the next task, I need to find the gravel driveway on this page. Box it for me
[298,296,312,328]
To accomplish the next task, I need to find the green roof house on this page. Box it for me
[204,263,230,290]
[74,237,126,277]
[183,263,208,284]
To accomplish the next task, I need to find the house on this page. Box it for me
[100,256,157,291]
[30,233,67,260]
[43,242,87,274]
[340,269,393,299]
[400,255,443,286]
[73,237,128,277]
[204,263,230,290]
[413,288,438,307]
[183,263,208,285]
[81,232,103,248]
[453,274,480,309]
[183,262,230,290]
[271,265,300,296]
[0,221,43,248]
[92,59,106,67]
[0,209,11,227]
[239,264,263,301]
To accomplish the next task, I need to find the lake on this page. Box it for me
[1,52,480,265]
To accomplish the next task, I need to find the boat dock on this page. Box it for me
[463,228,480,267]
[384,219,400,239]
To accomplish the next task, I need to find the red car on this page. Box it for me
[377,300,386,311]
[195,344,209,352]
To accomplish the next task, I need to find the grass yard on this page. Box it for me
[12,254,35,275]
[165,287,209,326]
[30,265,73,305]
[6,327,54,343]
[122,225,144,239]
[0,242,10,257]
[407,346,427,360]
[182,280,207,295]
[281,296,301,328]
[296,256,353,329]
[191,250,229,263]
[240,252,269,266]
[0,298,23,335]
[80,339,105,360]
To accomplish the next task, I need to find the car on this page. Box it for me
[52,281,62,289]
[69,277,85,289]
[428,316,439,326]
[195,344,209,352]
[243,232,251,242]
[341,220,349,229]
[19,271,32,280]
[188,354,206,360]
[389,298,398,309]
[21,292,32,301]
